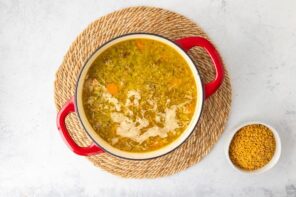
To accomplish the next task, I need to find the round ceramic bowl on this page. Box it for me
[226,121,281,174]
[57,33,224,160]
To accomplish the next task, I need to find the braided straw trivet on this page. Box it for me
[54,6,231,178]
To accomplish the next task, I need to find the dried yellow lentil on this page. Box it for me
[229,124,276,171]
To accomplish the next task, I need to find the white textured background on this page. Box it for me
[0,0,296,196]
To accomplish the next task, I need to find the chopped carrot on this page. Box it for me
[186,103,195,113]
[106,83,118,95]
[135,40,145,50]
[169,78,182,88]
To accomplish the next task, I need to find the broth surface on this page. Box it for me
[83,38,197,152]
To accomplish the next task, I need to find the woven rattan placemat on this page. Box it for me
[54,6,231,178]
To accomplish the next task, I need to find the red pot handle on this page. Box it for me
[56,97,104,156]
[175,37,224,99]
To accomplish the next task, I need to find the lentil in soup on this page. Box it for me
[83,38,197,152]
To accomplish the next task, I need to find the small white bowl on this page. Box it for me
[226,121,281,174]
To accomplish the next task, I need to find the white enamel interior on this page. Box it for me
[76,34,204,160]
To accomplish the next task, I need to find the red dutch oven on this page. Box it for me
[57,33,224,160]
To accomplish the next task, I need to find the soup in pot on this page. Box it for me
[82,38,197,152]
